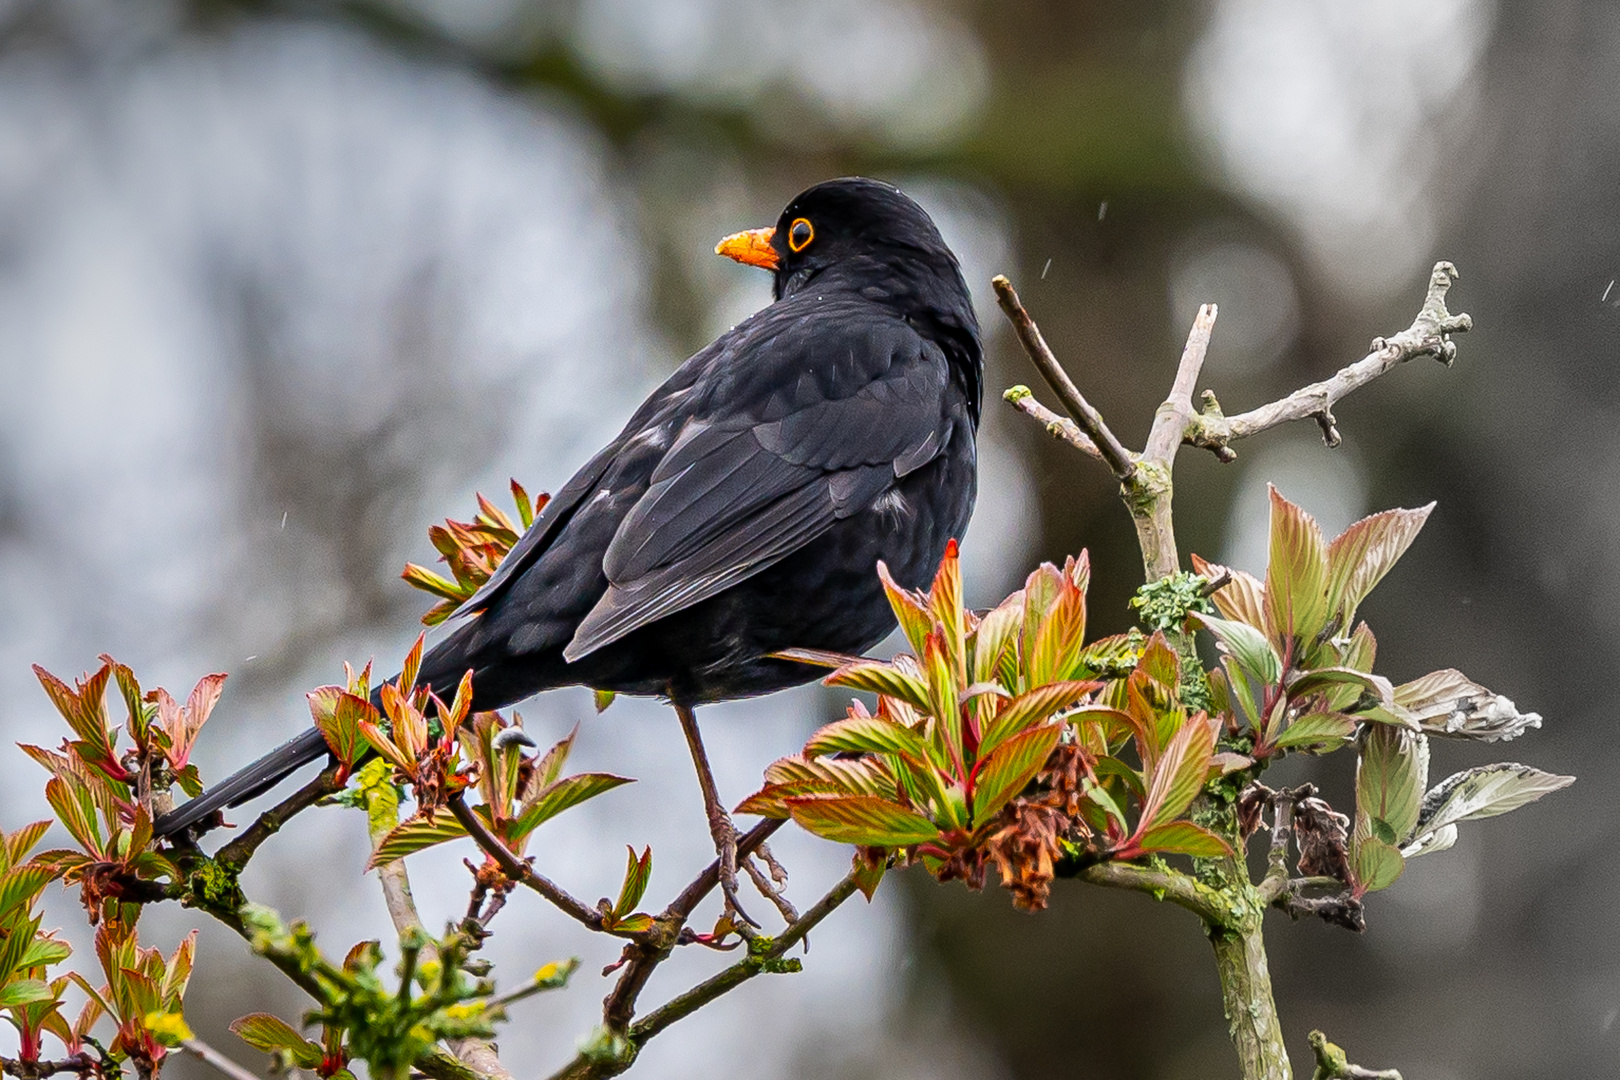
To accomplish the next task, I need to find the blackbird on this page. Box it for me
[154,176,983,916]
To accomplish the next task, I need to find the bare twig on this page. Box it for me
[447,796,606,932]
[1143,303,1219,464]
[214,766,344,872]
[181,1039,263,1080]
[1188,262,1470,460]
[1001,387,1104,460]
[992,275,1137,480]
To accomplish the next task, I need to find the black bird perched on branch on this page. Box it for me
[154,177,983,920]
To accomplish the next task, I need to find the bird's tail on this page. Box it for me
[151,726,333,838]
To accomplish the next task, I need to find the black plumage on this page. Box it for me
[154,177,982,838]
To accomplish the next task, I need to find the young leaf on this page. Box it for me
[612,846,652,918]
[969,723,1062,828]
[1135,821,1233,858]
[928,539,968,687]
[1413,764,1574,838]
[367,813,471,869]
[1193,613,1283,687]
[824,662,933,714]
[1139,715,1216,834]
[230,1013,324,1068]
[1272,712,1357,751]
[804,713,936,771]
[877,560,934,656]
[507,773,635,844]
[920,632,964,773]
[0,980,54,1010]
[971,595,1023,687]
[1262,487,1330,655]
[977,681,1097,760]
[1324,503,1433,627]
[1190,554,1267,630]
[1354,725,1427,847]
[785,794,942,847]
[1351,836,1404,893]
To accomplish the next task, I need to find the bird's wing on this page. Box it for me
[563,327,952,661]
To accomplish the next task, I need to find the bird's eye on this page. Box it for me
[788,217,814,253]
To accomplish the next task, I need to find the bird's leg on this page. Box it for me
[673,702,758,932]
[742,841,799,923]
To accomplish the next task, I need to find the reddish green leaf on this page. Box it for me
[5,822,52,868]
[402,562,467,602]
[1140,715,1216,834]
[824,661,932,714]
[1325,504,1433,627]
[612,846,652,918]
[1026,571,1087,687]
[786,794,941,847]
[398,633,425,696]
[1351,836,1404,893]
[928,539,968,687]
[877,560,934,657]
[1354,725,1427,848]
[508,773,634,843]
[978,681,1097,760]
[920,632,964,772]
[366,812,470,869]
[970,723,1062,827]
[851,850,886,900]
[1262,486,1330,654]
[804,713,934,770]
[44,777,103,857]
[1135,821,1233,858]
[970,595,1023,687]
[1191,554,1267,630]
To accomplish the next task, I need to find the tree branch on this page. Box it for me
[1143,303,1219,464]
[599,817,784,1034]
[1078,860,1237,929]
[1188,262,1470,460]
[630,870,858,1041]
[447,796,607,932]
[214,766,343,872]
[992,275,1137,481]
[547,867,858,1080]
[1001,387,1104,460]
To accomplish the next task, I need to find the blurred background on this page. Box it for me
[0,1,1614,1077]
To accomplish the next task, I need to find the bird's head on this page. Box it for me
[717,177,970,306]
[716,177,981,413]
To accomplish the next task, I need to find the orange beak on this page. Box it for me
[715,227,779,271]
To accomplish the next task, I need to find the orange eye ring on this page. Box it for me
[788,217,814,253]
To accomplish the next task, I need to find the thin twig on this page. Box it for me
[1143,303,1219,464]
[181,1039,263,1080]
[214,766,344,872]
[1001,387,1104,460]
[0,1054,94,1079]
[547,870,861,1080]
[1188,262,1471,460]
[992,275,1137,481]
[1256,787,1298,903]
[447,796,606,932]
[599,818,784,1034]
[630,871,859,1041]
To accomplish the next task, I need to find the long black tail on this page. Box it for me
[152,726,333,837]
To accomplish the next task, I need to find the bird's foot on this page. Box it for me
[707,806,760,935]
[742,841,798,923]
